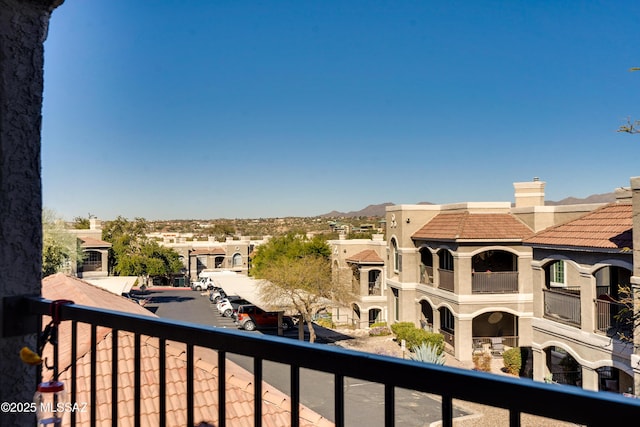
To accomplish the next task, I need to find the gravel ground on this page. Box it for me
[331,329,581,427]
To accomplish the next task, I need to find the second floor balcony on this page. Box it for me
[472,271,519,294]
[543,287,581,327]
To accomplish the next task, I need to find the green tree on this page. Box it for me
[72,216,90,229]
[102,216,183,280]
[251,233,349,343]
[251,233,331,277]
[42,208,83,277]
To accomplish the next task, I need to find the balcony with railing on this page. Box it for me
[438,269,454,292]
[419,265,433,286]
[368,280,382,296]
[543,287,581,327]
[596,298,633,340]
[15,296,640,427]
[472,271,519,294]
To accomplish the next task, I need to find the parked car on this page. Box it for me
[234,304,294,331]
[191,277,215,291]
[217,297,251,317]
[208,287,226,303]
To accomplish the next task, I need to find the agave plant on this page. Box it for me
[409,342,446,365]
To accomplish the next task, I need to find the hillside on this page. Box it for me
[320,192,616,218]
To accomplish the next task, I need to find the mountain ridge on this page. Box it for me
[319,192,617,218]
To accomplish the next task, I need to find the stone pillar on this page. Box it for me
[0,0,63,425]
[456,316,473,362]
[531,346,547,382]
[456,253,472,295]
[580,365,599,392]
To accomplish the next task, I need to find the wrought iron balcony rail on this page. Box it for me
[24,297,640,427]
[472,271,519,294]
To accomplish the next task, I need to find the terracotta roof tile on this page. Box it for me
[524,202,633,250]
[412,213,533,241]
[41,274,333,426]
[79,236,112,248]
[345,249,384,264]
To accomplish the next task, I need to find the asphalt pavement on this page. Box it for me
[139,287,468,426]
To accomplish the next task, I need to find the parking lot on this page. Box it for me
[139,287,467,426]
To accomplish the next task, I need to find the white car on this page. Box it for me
[191,277,215,291]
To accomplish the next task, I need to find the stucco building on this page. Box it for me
[524,178,640,394]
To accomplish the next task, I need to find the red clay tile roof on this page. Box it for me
[346,249,384,264]
[524,202,633,250]
[41,274,333,427]
[412,213,533,241]
[79,236,112,248]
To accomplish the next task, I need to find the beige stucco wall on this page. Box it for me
[0,0,63,423]
[530,245,635,392]
[329,236,387,327]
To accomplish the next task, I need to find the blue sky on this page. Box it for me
[42,1,639,220]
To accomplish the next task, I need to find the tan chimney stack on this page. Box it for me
[89,217,101,230]
[513,178,545,208]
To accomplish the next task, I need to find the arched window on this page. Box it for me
[391,238,400,272]
[232,253,243,267]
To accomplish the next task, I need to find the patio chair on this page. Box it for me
[490,337,505,355]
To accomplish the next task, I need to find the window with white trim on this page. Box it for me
[550,261,565,287]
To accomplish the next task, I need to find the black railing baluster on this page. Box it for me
[254,357,263,427]
[134,333,141,427]
[71,320,77,427]
[334,374,344,427]
[159,338,166,427]
[187,344,194,427]
[90,324,97,427]
[291,365,299,427]
[510,409,521,427]
[442,394,453,427]
[111,330,118,427]
[218,350,226,427]
[23,297,640,427]
[384,384,394,426]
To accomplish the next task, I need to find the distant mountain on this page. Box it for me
[319,203,394,218]
[319,202,433,218]
[545,192,616,206]
[320,192,617,218]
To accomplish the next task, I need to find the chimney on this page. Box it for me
[89,217,101,230]
[513,178,545,208]
[615,186,632,202]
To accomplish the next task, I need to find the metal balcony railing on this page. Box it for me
[368,280,382,296]
[596,299,633,339]
[23,297,640,427]
[543,287,581,327]
[419,265,433,285]
[438,269,454,292]
[472,271,519,294]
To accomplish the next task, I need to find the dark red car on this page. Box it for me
[234,304,294,331]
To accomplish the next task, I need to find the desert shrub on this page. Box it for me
[503,347,521,376]
[391,322,444,353]
[473,352,492,372]
[390,322,415,336]
[315,317,334,328]
[410,342,446,365]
